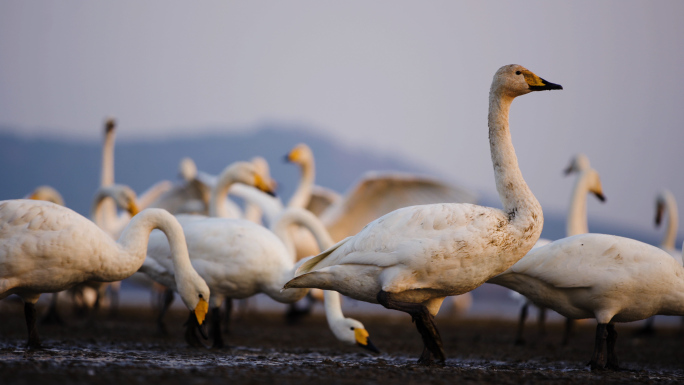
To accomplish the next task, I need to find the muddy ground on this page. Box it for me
[1,300,683,385]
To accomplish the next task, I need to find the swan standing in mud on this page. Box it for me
[285,64,562,365]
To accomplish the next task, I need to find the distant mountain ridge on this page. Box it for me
[0,124,666,247]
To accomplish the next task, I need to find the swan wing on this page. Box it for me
[306,185,342,216]
[320,172,478,241]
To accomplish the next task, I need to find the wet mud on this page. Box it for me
[1,300,684,385]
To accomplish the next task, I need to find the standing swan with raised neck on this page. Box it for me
[0,200,210,348]
[285,64,562,365]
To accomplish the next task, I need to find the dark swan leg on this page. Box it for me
[40,293,64,325]
[514,302,529,345]
[223,299,232,334]
[25,302,41,348]
[589,323,607,370]
[537,306,547,337]
[633,317,655,337]
[561,318,574,346]
[156,289,175,335]
[211,306,224,349]
[284,293,314,324]
[377,290,445,366]
[605,323,620,370]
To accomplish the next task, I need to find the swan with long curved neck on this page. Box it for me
[0,200,210,348]
[270,208,378,352]
[285,64,562,365]
[656,190,681,264]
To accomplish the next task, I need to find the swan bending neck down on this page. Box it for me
[208,161,276,218]
[284,64,562,365]
[271,208,378,351]
[488,233,684,370]
[0,200,209,348]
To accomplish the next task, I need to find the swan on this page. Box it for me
[142,207,378,351]
[655,190,681,265]
[284,64,562,365]
[634,189,682,335]
[487,233,684,370]
[514,154,605,344]
[0,200,210,348]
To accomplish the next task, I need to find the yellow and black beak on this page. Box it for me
[355,328,380,353]
[254,173,277,197]
[284,148,301,164]
[594,191,606,202]
[195,297,209,325]
[522,70,563,91]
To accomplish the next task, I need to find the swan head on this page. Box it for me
[177,277,211,326]
[332,318,380,353]
[492,65,562,98]
[27,186,65,206]
[99,184,140,216]
[252,156,278,191]
[284,143,314,166]
[104,117,116,133]
[564,153,591,175]
[584,169,606,202]
[178,157,198,182]
[222,161,277,197]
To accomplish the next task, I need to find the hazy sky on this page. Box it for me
[1,1,683,237]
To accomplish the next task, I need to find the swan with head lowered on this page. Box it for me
[0,200,210,348]
[513,154,605,345]
[284,64,562,365]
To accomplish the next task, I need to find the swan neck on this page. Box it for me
[209,171,237,217]
[117,209,195,285]
[566,171,591,236]
[288,160,315,209]
[101,126,115,186]
[323,290,345,324]
[265,265,309,303]
[662,195,679,250]
[271,208,334,261]
[488,92,542,226]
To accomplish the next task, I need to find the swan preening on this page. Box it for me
[0,200,209,348]
[285,64,563,365]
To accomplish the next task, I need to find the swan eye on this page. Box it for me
[515,71,522,75]
[350,327,354,331]
[199,294,203,298]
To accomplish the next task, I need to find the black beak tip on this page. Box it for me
[266,190,277,198]
[283,155,291,163]
[360,340,381,354]
[595,193,606,202]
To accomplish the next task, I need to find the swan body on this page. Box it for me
[488,233,684,369]
[0,200,209,347]
[285,64,562,364]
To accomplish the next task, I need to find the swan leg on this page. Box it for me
[633,317,655,337]
[223,298,232,333]
[605,323,620,370]
[589,323,607,370]
[376,290,445,366]
[183,311,205,348]
[561,318,574,346]
[211,306,225,349]
[108,281,120,318]
[156,289,175,335]
[24,302,41,349]
[537,306,547,337]
[514,303,529,345]
[40,293,64,325]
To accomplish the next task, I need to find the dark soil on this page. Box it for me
[1,300,683,385]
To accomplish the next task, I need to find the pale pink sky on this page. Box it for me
[1,1,683,235]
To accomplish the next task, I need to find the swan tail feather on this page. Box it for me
[295,236,352,276]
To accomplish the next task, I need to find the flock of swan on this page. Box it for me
[1,64,681,371]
